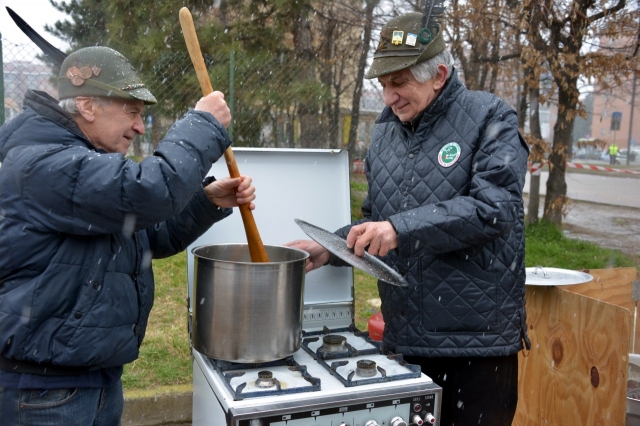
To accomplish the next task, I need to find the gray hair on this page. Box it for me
[409,49,455,83]
[58,97,112,115]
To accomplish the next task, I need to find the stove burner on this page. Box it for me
[356,359,377,377]
[255,370,277,388]
[302,327,384,361]
[212,357,321,399]
[322,334,347,352]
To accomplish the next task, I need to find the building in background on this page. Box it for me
[590,77,639,156]
[3,60,57,122]
[587,36,639,161]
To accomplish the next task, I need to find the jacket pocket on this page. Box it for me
[421,256,499,334]
[60,269,140,367]
[24,256,105,364]
[87,270,139,328]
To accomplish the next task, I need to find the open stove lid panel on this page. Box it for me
[186,149,354,331]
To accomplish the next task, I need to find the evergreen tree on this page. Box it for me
[46,0,109,49]
[43,0,386,150]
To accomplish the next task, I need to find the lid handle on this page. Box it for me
[533,265,549,278]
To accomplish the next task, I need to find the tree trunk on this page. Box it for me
[346,0,378,174]
[287,111,295,148]
[151,115,162,151]
[293,14,321,148]
[320,13,336,149]
[517,88,527,130]
[272,110,279,148]
[331,96,341,148]
[528,174,541,223]
[543,84,576,224]
[527,83,542,225]
[132,135,142,159]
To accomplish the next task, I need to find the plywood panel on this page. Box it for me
[514,285,630,426]
[564,268,637,310]
[564,268,638,353]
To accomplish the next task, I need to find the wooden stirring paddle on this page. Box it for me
[179,7,269,263]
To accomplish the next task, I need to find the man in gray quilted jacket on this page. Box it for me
[288,12,530,426]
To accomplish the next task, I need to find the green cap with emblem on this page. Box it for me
[365,11,446,79]
[58,46,157,104]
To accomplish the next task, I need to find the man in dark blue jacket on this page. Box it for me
[288,12,530,426]
[0,46,255,425]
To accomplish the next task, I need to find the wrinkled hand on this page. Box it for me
[195,91,231,128]
[346,221,398,257]
[204,175,256,209]
[285,239,330,272]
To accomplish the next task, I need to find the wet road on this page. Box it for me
[523,169,640,259]
[524,171,640,208]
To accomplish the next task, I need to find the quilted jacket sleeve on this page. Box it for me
[9,110,231,236]
[146,184,232,259]
[390,109,529,258]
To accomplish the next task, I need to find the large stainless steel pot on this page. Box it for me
[191,244,308,363]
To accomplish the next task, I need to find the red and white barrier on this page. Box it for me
[528,161,640,175]
[528,162,544,175]
[566,162,640,175]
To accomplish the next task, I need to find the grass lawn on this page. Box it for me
[122,254,191,389]
[122,175,637,390]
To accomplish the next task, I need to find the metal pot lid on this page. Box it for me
[294,219,408,287]
[525,266,593,286]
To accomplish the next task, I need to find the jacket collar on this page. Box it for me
[27,90,99,150]
[24,90,86,138]
[0,90,99,161]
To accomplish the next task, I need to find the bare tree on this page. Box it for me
[346,0,380,172]
[314,1,369,148]
[521,0,637,224]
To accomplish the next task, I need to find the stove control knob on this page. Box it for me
[391,417,408,426]
[412,414,424,425]
[365,421,380,426]
[425,413,437,424]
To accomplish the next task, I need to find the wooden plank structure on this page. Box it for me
[514,268,637,426]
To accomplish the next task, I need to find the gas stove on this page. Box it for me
[187,149,441,426]
[193,326,440,426]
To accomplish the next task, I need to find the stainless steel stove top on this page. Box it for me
[205,326,425,401]
[300,327,422,388]
[193,327,441,426]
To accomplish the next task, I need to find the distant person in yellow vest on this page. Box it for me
[609,143,619,165]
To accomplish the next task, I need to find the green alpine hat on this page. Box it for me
[365,12,446,79]
[58,46,157,104]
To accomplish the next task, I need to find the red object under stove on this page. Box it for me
[368,311,385,341]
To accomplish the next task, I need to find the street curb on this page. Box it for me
[122,385,192,426]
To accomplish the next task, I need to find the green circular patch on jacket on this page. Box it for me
[438,142,461,167]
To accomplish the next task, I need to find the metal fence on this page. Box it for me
[1,36,375,158]
[1,38,57,124]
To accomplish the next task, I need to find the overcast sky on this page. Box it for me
[1,0,68,53]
